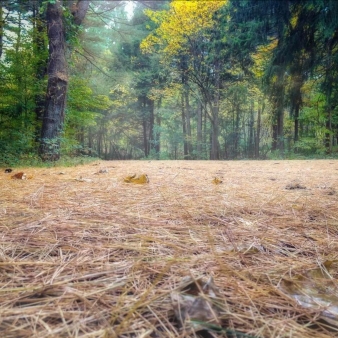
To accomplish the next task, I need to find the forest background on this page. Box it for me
[1,0,338,164]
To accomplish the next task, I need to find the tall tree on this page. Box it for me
[141,0,227,159]
[39,0,89,160]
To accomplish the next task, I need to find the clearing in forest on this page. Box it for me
[0,160,338,338]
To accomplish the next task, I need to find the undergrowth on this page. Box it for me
[0,153,99,168]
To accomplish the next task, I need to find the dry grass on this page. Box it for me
[0,160,338,338]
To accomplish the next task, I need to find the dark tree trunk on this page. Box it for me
[290,72,302,143]
[139,95,150,157]
[248,100,254,158]
[148,98,155,154]
[181,94,189,158]
[33,0,48,143]
[185,91,192,157]
[155,100,161,155]
[39,2,67,160]
[0,2,3,59]
[88,127,93,155]
[142,117,148,157]
[234,101,240,158]
[196,101,202,158]
[39,0,89,161]
[325,112,332,153]
[210,106,219,160]
[271,68,285,153]
[294,103,300,142]
[203,106,207,157]
[277,100,284,152]
[255,99,263,158]
[323,31,337,154]
[210,58,221,160]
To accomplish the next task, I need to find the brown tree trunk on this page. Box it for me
[143,126,148,156]
[196,101,202,158]
[148,98,155,155]
[248,100,254,158]
[291,73,302,143]
[185,91,192,157]
[0,2,3,59]
[210,58,221,160]
[155,100,161,155]
[181,94,189,158]
[234,99,240,158]
[255,99,263,158]
[33,0,48,143]
[210,105,219,160]
[39,0,89,161]
[324,32,337,154]
[271,70,285,153]
[39,2,66,160]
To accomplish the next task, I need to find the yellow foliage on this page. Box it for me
[252,39,278,78]
[141,0,227,56]
[123,174,149,184]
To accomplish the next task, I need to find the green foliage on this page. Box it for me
[293,138,326,156]
[0,18,48,162]
[0,153,98,168]
[1,0,338,161]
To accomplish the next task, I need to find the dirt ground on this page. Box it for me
[0,160,338,338]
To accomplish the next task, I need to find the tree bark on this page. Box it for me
[210,105,219,160]
[184,91,192,157]
[0,1,3,59]
[181,94,189,158]
[140,96,149,157]
[148,97,155,154]
[210,57,221,160]
[33,0,48,143]
[196,101,202,158]
[39,2,67,160]
[40,0,89,161]
[154,100,161,155]
[255,99,263,158]
[248,100,254,158]
[271,68,285,152]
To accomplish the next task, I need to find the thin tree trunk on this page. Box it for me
[0,1,3,59]
[325,111,332,153]
[143,117,148,157]
[196,101,202,158]
[148,98,154,155]
[185,91,192,157]
[234,101,240,158]
[88,127,93,155]
[155,114,161,154]
[210,57,221,160]
[155,99,161,155]
[324,32,336,154]
[255,99,263,158]
[33,0,47,143]
[248,100,254,158]
[277,101,284,152]
[294,103,300,142]
[203,106,207,158]
[271,69,285,152]
[211,106,219,160]
[291,73,302,143]
[181,94,188,158]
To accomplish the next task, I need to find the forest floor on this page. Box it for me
[1,160,338,338]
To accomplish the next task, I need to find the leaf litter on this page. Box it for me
[0,160,338,337]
